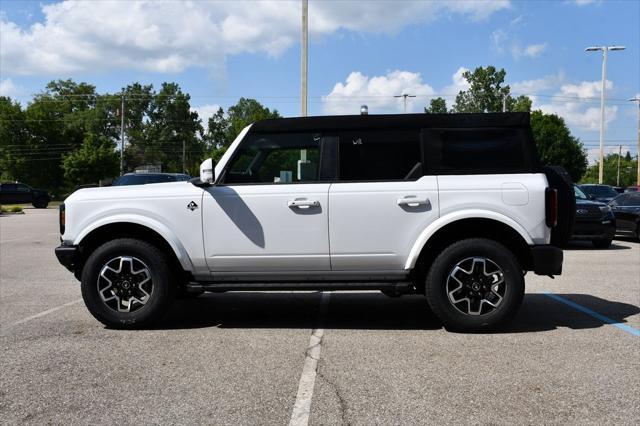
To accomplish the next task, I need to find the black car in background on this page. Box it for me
[112,173,191,186]
[572,185,616,248]
[0,182,51,208]
[578,184,619,204]
[609,192,640,240]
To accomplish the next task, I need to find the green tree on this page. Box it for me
[0,97,28,181]
[530,110,588,182]
[226,97,280,142]
[132,82,204,174]
[62,134,119,185]
[453,66,512,113]
[204,107,230,162]
[424,97,448,113]
[581,152,638,187]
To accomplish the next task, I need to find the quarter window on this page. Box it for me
[337,130,422,181]
[223,133,320,184]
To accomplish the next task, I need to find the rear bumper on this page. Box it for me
[530,245,563,276]
[55,244,78,272]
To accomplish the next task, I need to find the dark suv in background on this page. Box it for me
[578,184,619,204]
[610,192,640,240]
[0,182,51,208]
[571,185,615,248]
[111,173,191,186]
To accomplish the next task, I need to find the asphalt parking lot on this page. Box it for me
[1,209,639,425]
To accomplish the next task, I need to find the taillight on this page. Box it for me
[545,188,558,228]
[59,203,65,235]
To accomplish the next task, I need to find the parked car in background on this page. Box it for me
[624,186,639,193]
[112,173,191,186]
[612,186,624,194]
[572,185,615,248]
[0,182,51,208]
[578,184,619,204]
[609,192,640,240]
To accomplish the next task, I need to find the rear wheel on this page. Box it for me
[81,238,175,329]
[592,238,612,249]
[425,238,524,332]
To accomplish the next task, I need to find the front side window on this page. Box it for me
[16,184,30,192]
[223,133,320,184]
[337,130,422,181]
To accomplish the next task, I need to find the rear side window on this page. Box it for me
[424,127,532,174]
[337,129,422,181]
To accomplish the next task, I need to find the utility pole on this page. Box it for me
[394,94,416,113]
[120,94,125,176]
[630,97,640,186]
[182,139,186,173]
[617,145,621,186]
[301,0,308,117]
[585,45,625,183]
[502,94,507,113]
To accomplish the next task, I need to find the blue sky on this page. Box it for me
[1,0,638,162]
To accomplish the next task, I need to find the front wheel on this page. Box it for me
[425,238,524,332]
[81,238,175,329]
[33,197,48,208]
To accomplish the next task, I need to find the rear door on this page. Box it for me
[328,129,439,271]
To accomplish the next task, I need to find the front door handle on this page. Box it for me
[397,197,430,208]
[287,199,320,209]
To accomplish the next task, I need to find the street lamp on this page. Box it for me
[585,45,625,183]
[630,97,640,185]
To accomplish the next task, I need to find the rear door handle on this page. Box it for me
[287,199,320,209]
[397,197,430,208]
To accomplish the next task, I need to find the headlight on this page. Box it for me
[599,205,612,213]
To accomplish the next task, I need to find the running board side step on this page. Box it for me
[186,281,416,293]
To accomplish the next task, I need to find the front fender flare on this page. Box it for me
[404,209,534,270]
[73,214,194,271]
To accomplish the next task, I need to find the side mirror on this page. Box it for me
[199,158,216,184]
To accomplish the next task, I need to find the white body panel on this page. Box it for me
[63,182,206,272]
[202,184,330,271]
[328,177,439,270]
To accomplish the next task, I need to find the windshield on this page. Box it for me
[580,185,618,197]
[574,186,587,200]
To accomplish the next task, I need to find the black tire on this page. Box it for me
[81,238,175,329]
[33,198,48,209]
[592,238,612,249]
[425,238,524,332]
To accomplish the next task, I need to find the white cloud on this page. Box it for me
[537,80,618,131]
[192,104,222,133]
[524,43,547,58]
[572,0,599,6]
[0,78,21,97]
[0,0,510,76]
[322,70,435,115]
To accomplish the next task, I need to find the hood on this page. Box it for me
[575,198,606,207]
[64,181,200,203]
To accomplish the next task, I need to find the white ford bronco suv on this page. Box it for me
[55,113,571,331]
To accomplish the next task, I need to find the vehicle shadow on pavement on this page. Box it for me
[503,293,640,333]
[157,292,639,333]
[159,292,441,330]
[563,241,631,251]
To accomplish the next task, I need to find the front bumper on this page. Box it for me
[55,244,78,272]
[530,245,563,276]
[572,219,616,241]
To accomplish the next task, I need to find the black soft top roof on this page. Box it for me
[250,112,531,133]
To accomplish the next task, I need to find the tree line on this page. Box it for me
[2,66,633,195]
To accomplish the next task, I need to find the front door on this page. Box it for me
[202,131,331,272]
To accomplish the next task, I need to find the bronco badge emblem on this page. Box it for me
[187,201,198,211]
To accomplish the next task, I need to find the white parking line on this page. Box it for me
[289,291,331,426]
[6,299,83,328]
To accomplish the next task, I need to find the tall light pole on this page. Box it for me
[394,93,416,113]
[630,97,640,185]
[301,0,308,117]
[119,94,125,176]
[585,45,625,183]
